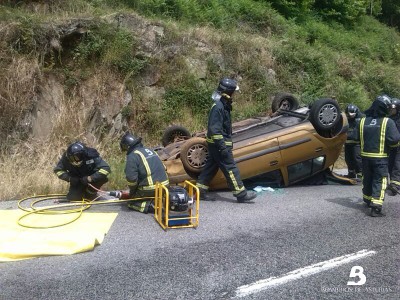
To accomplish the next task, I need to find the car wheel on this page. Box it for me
[161,125,191,147]
[309,98,340,131]
[272,93,300,113]
[180,137,208,174]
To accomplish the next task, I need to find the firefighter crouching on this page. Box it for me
[54,142,111,201]
[119,132,169,214]
[357,95,400,217]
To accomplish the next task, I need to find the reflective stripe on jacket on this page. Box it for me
[53,148,111,182]
[206,100,233,147]
[125,146,169,190]
[359,117,400,158]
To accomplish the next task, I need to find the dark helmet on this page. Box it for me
[375,94,392,115]
[345,104,359,119]
[376,94,392,108]
[120,132,142,152]
[391,98,400,110]
[66,142,87,166]
[216,78,239,97]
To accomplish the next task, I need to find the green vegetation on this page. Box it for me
[0,0,399,198]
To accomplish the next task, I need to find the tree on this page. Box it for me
[367,0,382,16]
[380,0,400,29]
[263,0,315,20]
[313,0,368,24]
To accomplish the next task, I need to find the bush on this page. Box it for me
[72,25,145,75]
[360,62,400,97]
[113,0,287,33]
[163,81,212,124]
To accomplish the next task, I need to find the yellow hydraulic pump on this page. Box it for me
[154,180,199,230]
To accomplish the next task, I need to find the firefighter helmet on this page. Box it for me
[345,104,359,119]
[120,132,142,152]
[66,142,86,167]
[216,78,240,97]
[391,98,400,110]
[375,94,392,115]
[376,94,392,109]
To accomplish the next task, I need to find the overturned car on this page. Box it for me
[155,93,348,190]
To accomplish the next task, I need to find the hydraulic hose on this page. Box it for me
[16,186,154,229]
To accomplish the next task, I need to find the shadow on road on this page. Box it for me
[325,196,369,214]
[207,193,257,204]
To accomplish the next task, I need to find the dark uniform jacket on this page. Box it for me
[390,113,400,132]
[205,99,233,149]
[125,144,169,192]
[346,111,364,144]
[359,117,400,158]
[54,148,111,182]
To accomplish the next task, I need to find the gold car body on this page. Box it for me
[159,109,348,190]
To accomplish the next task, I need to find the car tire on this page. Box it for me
[180,137,208,174]
[309,98,341,132]
[272,93,300,113]
[161,125,191,147]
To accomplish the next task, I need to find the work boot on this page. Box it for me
[392,184,400,194]
[147,203,155,214]
[198,188,214,201]
[370,206,385,217]
[127,201,150,213]
[237,190,257,203]
[386,184,398,196]
[363,198,371,207]
[143,201,152,214]
[84,189,99,200]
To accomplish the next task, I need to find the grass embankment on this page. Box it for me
[0,0,399,199]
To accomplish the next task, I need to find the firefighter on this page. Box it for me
[196,78,257,202]
[344,104,364,179]
[387,98,400,195]
[357,95,400,217]
[120,132,169,213]
[54,142,111,201]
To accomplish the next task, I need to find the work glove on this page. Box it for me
[80,176,90,185]
[214,138,225,150]
[58,173,70,182]
[128,184,138,197]
[69,176,80,185]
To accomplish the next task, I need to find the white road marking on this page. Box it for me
[234,249,376,298]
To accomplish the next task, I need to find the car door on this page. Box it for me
[210,136,282,190]
[278,125,327,185]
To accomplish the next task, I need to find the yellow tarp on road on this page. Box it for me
[0,210,118,262]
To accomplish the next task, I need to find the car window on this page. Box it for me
[233,116,304,143]
[287,156,326,184]
[243,169,283,189]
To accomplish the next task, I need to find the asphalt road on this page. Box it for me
[1,177,399,300]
